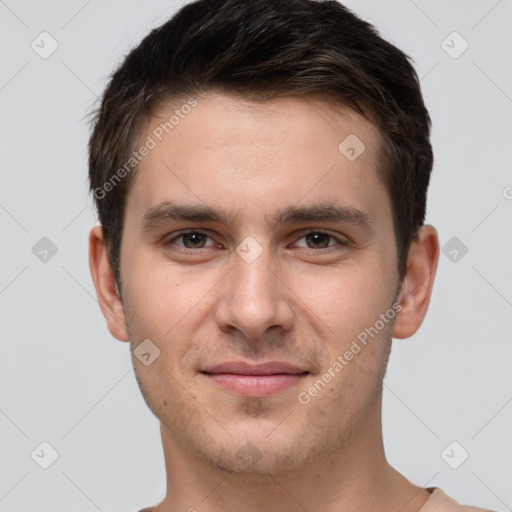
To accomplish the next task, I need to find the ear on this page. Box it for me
[392,225,440,339]
[89,225,130,342]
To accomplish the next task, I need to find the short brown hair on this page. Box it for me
[89,0,433,286]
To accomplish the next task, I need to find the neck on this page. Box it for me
[153,401,430,512]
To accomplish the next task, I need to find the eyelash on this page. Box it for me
[163,229,349,255]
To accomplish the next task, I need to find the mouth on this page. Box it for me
[200,361,310,397]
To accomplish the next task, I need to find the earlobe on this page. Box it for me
[392,225,440,340]
[88,225,130,342]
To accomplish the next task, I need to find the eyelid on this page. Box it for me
[164,228,349,252]
[165,229,219,249]
[290,229,350,247]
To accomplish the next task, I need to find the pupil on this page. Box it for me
[307,233,329,248]
[183,233,205,248]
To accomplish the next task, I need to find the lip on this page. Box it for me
[201,361,309,397]
[202,361,307,375]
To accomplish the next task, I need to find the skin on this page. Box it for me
[89,93,439,512]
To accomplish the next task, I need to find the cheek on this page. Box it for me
[302,266,396,387]
[133,352,204,436]
[122,267,219,382]
[294,263,394,333]
[122,256,207,332]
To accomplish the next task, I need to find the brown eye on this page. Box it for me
[181,232,208,248]
[163,230,220,254]
[304,232,331,249]
[293,231,349,253]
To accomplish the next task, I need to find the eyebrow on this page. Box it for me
[269,203,372,231]
[141,200,373,234]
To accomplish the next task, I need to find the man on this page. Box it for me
[88,1,494,510]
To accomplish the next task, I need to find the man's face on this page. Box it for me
[119,93,401,473]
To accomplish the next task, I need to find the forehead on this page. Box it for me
[125,93,390,229]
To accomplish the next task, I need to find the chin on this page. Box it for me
[192,430,316,476]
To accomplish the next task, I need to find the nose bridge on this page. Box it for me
[232,241,277,313]
[215,238,292,337]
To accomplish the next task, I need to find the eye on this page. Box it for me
[293,231,348,250]
[166,231,216,250]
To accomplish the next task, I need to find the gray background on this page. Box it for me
[1,0,511,510]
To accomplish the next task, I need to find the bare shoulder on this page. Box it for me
[422,488,495,512]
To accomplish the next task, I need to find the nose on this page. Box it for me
[214,244,294,340]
